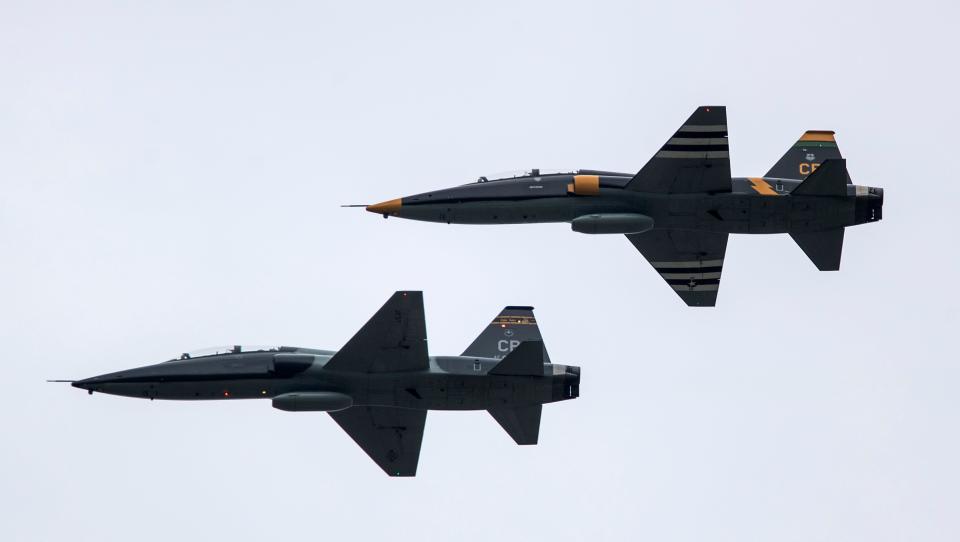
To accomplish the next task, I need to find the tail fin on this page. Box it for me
[791,228,845,271]
[791,159,849,196]
[489,405,542,445]
[462,306,550,362]
[766,130,845,180]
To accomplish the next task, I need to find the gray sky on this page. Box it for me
[3,1,959,540]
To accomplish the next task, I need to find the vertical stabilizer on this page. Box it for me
[462,306,550,361]
[766,130,845,180]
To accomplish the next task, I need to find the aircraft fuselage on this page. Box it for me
[370,172,883,234]
[72,348,580,411]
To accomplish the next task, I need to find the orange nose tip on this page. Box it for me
[366,198,402,215]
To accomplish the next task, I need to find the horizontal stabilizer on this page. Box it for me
[488,341,545,376]
[791,228,845,271]
[791,159,849,196]
[489,404,542,445]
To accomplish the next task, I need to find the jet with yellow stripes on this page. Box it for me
[364,106,884,306]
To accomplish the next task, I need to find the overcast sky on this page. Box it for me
[3,1,959,541]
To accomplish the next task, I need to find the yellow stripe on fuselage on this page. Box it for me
[749,177,779,196]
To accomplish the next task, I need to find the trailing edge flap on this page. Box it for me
[325,291,429,373]
[626,106,732,194]
[790,228,845,271]
[462,306,550,362]
[488,341,546,376]
[329,406,426,477]
[488,404,542,445]
[626,229,729,307]
[790,159,849,196]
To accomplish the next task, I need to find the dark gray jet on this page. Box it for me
[63,292,579,476]
[364,106,884,306]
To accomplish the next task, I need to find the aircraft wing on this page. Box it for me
[324,291,429,373]
[626,229,729,307]
[330,406,427,477]
[626,106,731,194]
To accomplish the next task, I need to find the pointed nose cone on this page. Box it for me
[72,370,128,392]
[366,198,402,216]
[72,378,97,394]
[72,376,104,391]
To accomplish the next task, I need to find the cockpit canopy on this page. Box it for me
[474,168,577,183]
[174,345,287,361]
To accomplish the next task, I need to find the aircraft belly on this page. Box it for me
[786,197,856,232]
[748,197,790,233]
[453,200,578,224]
[651,194,859,235]
[397,186,857,235]
[404,198,634,225]
[376,374,556,411]
[152,378,277,400]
